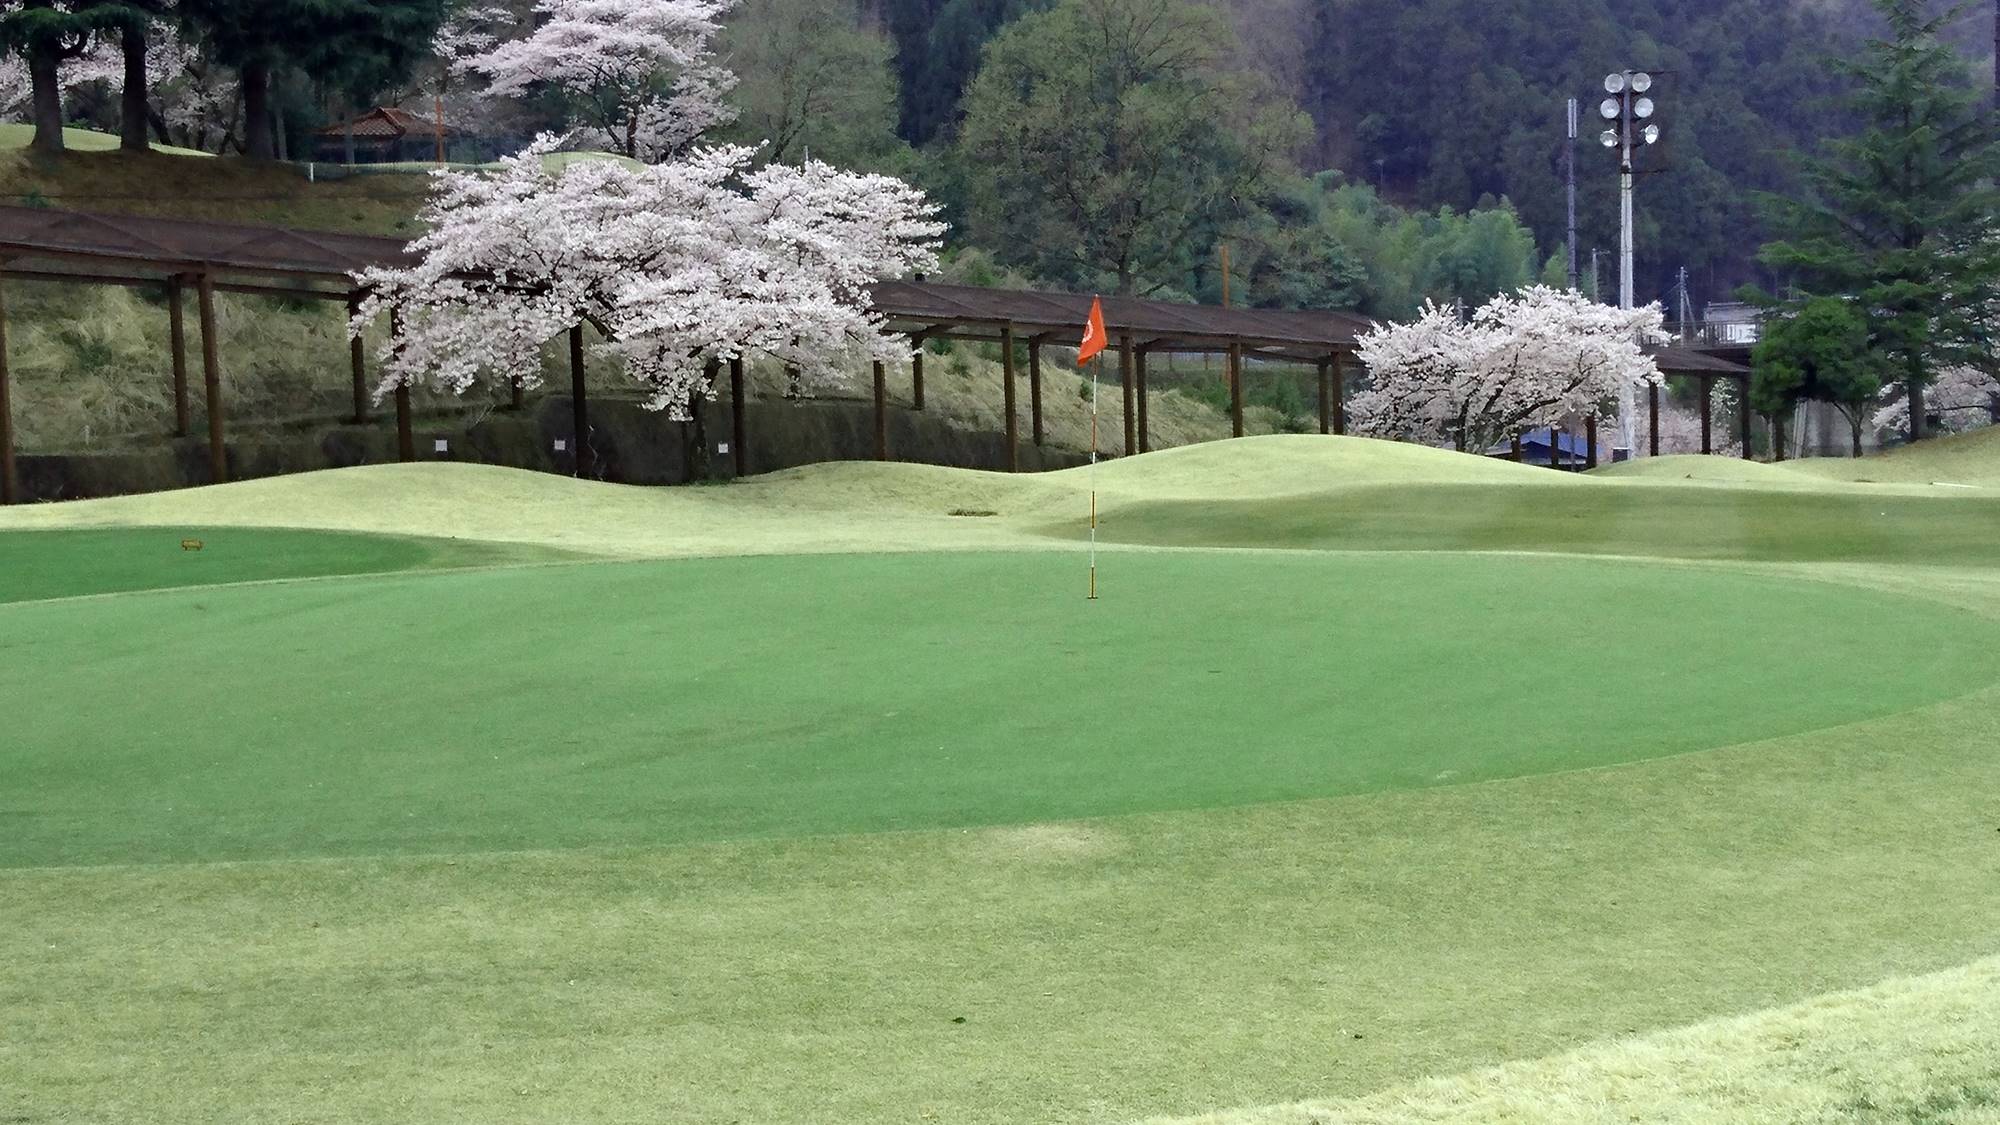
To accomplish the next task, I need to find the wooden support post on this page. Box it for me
[0,276,14,505]
[510,373,523,412]
[1648,382,1661,457]
[1739,378,1753,459]
[911,343,926,412]
[872,359,889,461]
[1699,374,1713,454]
[1228,342,1244,438]
[1316,357,1331,435]
[1585,415,1598,469]
[1135,347,1151,453]
[1001,321,1018,472]
[1551,426,1563,470]
[1028,338,1046,446]
[729,355,747,475]
[196,272,227,484]
[346,291,369,424]
[1119,333,1136,455]
[568,324,588,477]
[1510,433,1523,462]
[1332,353,1346,436]
[169,275,190,436]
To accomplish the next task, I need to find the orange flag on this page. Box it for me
[1078,296,1108,365]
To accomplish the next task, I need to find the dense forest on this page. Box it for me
[8,0,1992,320]
[881,0,1991,312]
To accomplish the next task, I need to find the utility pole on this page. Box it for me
[1566,98,1579,291]
[1590,248,1601,302]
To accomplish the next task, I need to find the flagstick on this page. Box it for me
[1089,353,1099,601]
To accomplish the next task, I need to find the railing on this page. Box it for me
[1663,321,1762,347]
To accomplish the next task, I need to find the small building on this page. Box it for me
[1700,301,1763,345]
[312,107,468,165]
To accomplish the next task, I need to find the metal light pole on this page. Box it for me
[1566,98,1579,291]
[1599,71,1661,457]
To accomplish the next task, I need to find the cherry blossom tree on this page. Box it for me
[1873,365,2000,439]
[1353,286,1666,454]
[463,0,737,162]
[353,136,943,418]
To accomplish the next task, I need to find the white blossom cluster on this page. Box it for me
[462,0,739,161]
[0,18,188,120]
[1873,365,2000,438]
[1353,286,1667,453]
[353,137,943,417]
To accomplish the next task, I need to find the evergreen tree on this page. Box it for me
[1750,296,1879,457]
[180,0,447,159]
[0,0,146,153]
[1753,0,2000,441]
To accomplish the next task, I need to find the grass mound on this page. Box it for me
[1086,482,2000,563]
[1065,434,1562,498]
[0,142,429,234]
[1152,955,2000,1125]
[1788,424,2000,487]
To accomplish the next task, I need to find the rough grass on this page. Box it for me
[5,440,2000,1123]
[1148,956,2000,1125]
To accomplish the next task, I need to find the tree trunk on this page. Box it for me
[1772,414,1786,462]
[1906,372,1926,442]
[28,46,65,154]
[240,60,274,160]
[120,22,150,152]
[1849,407,1863,457]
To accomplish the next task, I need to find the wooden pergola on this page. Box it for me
[869,279,1378,468]
[0,205,1755,504]
[1645,345,1754,459]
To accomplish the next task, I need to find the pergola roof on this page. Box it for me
[0,208,1376,359]
[869,279,1376,360]
[0,205,413,298]
[1647,344,1749,377]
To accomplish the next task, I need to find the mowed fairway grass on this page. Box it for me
[5,436,2000,1124]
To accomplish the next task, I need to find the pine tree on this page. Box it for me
[1753,0,2000,441]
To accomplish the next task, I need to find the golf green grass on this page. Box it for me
[0,526,559,604]
[6,440,2000,1124]
[6,549,1998,868]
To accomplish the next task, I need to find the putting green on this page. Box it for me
[6,548,1996,867]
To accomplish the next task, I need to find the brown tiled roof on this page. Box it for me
[314,106,464,140]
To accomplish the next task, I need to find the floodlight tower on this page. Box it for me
[1598,70,1661,456]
